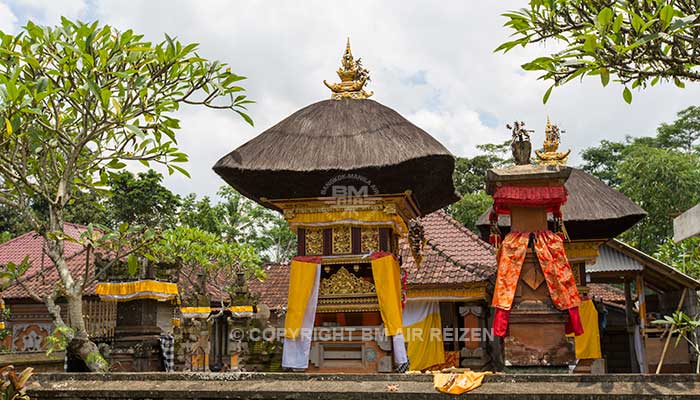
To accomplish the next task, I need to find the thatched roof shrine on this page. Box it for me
[214,41,459,215]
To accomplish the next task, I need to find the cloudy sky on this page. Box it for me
[2,1,699,199]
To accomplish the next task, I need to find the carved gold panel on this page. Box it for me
[332,226,352,254]
[361,228,379,253]
[319,267,375,296]
[305,228,323,255]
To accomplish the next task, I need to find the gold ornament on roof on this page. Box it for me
[324,38,373,100]
[535,117,571,166]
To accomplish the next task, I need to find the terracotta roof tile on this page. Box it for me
[0,224,96,300]
[587,283,626,304]
[248,264,289,310]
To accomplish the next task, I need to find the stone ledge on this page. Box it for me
[26,373,700,400]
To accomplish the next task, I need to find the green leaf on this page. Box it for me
[170,164,191,178]
[597,7,613,29]
[674,77,685,88]
[583,35,597,53]
[127,254,138,275]
[542,85,554,104]
[623,87,632,104]
[600,68,610,87]
[654,8,672,27]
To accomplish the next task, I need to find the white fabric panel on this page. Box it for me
[282,264,321,369]
[392,333,408,365]
[402,300,440,327]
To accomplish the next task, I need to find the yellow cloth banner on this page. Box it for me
[371,254,403,336]
[96,280,179,302]
[567,299,602,359]
[180,307,211,319]
[286,210,408,234]
[404,311,445,371]
[229,305,254,313]
[434,371,492,395]
[284,259,319,339]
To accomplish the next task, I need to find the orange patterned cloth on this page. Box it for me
[491,232,529,310]
[532,230,581,310]
[492,231,580,311]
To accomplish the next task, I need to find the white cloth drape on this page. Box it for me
[282,264,321,369]
[403,300,440,326]
[393,333,408,365]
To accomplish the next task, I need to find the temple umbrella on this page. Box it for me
[213,99,459,216]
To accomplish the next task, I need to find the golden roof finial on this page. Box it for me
[535,116,571,165]
[324,38,373,100]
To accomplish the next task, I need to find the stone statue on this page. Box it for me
[507,121,533,165]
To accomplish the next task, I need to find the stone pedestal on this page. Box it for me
[110,300,163,372]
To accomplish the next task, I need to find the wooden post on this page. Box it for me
[635,273,648,373]
[624,280,637,371]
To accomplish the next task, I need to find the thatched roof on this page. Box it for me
[213,99,459,215]
[476,168,646,240]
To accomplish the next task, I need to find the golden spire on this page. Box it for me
[324,38,373,100]
[535,116,571,165]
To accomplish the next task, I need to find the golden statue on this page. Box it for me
[324,38,373,100]
[535,117,571,165]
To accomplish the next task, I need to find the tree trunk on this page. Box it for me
[64,291,109,372]
[44,203,109,372]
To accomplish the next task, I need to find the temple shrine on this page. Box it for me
[214,40,459,372]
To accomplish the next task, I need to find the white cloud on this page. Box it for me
[5,0,700,198]
[6,0,86,25]
[0,2,18,32]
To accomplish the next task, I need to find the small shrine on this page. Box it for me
[487,120,582,367]
[214,40,459,372]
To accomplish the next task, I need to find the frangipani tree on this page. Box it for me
[498,1,700,103]
[0,18,253,371]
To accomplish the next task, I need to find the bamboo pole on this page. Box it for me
[656,288,687,374]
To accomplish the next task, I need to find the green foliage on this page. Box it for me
[581,139,629,187]
[0,18,252,230]
[652,310,700,373]
[498,1,700,103]
[108,170,180,228]
[448,192,493,232]
[0,232,10,244]
[448,141,509,231]
[655,237,700,279]
[618,145,700,252]
[146,225,263,302]
[656,106,700,153]
[581,106,700,253]
[45,326,74,356]
[180,186,296,263]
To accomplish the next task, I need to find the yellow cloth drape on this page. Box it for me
[180,306,211,319]
[567,299,602,359]
[96,280,179,302]
[404,311,445,371]
[284,259,319,339]
[371,254,403,336]
[434,371,492,394]
[286,210,408,234]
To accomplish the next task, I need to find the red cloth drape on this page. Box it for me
[492,186,567,215]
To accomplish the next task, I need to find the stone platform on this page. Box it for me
[27,372,700,399]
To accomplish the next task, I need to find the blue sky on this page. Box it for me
[2,0,700,199]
